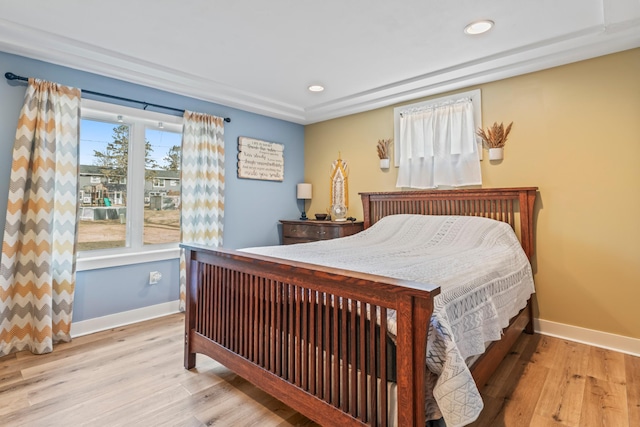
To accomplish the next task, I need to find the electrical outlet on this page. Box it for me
[149,271,162,285]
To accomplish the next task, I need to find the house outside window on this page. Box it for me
[77,99,183,270]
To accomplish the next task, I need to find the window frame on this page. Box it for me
[77,99,183,271]
[393,89,483,166]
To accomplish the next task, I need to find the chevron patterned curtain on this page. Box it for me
[0,79,80,356]
[179,111,225,310]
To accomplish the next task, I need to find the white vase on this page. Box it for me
[379,158,390,169]
[489,147,504,160]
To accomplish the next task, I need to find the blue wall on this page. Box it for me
[0,51,305,322]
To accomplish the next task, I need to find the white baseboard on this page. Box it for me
[69,305,640,358]
[534,318,640,357]
[70,300,181,338]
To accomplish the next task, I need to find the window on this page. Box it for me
[394,89,482,166]
[393,89,483,188]
[78,100,183,269]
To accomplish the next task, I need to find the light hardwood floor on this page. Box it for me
[1,314,638,426]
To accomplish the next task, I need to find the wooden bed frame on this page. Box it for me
[182,187,538,426]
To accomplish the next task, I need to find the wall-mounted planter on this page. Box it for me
[379,158,390,169]
[489,147,504,160]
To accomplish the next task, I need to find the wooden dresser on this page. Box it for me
[280,219,364,245]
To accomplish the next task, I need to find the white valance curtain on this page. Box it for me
[396,99,482,189]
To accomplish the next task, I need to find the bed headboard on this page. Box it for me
[360,187,538,259]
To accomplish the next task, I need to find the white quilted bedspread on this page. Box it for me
[242,214,535,427]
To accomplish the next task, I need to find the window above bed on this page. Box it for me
[393,89,483,189]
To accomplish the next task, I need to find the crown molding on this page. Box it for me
[303,20,640,123]
[1,17,638,125]
[0,18,307,123]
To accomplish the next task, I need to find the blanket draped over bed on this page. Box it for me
[242,214,535,426]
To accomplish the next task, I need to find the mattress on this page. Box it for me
[242,214,535,427]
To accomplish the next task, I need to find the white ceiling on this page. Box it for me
[1,0,639,124]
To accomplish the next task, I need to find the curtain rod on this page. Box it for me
[4,72,231,123]
[399,97,473,118]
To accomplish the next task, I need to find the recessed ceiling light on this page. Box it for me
[464,20,494,35]
[308,85,325,92]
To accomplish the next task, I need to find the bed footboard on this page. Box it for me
[182,244,439,427]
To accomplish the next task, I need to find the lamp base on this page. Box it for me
[299,211,309,220]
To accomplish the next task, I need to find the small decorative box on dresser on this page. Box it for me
[280,219,364,245]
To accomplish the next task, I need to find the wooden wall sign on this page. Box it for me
[237,137,284,181]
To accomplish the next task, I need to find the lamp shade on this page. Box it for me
[297,183,312,199]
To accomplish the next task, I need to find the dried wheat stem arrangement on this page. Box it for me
[376,138,392,159]
[476,122,513,149]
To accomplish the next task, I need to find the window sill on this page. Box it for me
[76,247,181,271]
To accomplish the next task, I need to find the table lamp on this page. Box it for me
[297,183,312,220]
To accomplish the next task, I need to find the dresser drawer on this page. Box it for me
[280,220,364,245]
[282,223,341,240]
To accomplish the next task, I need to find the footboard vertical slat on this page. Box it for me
[234,271,240,353]
[226,268,232,348]
[282,283,288,379]
[247,275,258,363]
[285,282,291,378]
[359,302,367,422]
[349,299,358,417]
[276,281,282,372]
[229,271,235,352]
[301,286,309,390]
[222,268,228,348]
[296,286,303,387]
[275,281,282,376]
[264,278,270,369]
[380,307,388,427]
[288,284,295,382]
[316,292,326,399]
[214,266,221,342]
[200,265,207,339]
[341,298,349,411]
[240,273,246,357]
[332,295,340,406]
[310,289,317,395]
[258,277,264,366]
[200,265,206,336]
[222,270,233,349]
[266,280,272,372]
[227,270,232,350]
[369,304,378,427]
[324,292,331,402]
[237,273,243,355]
